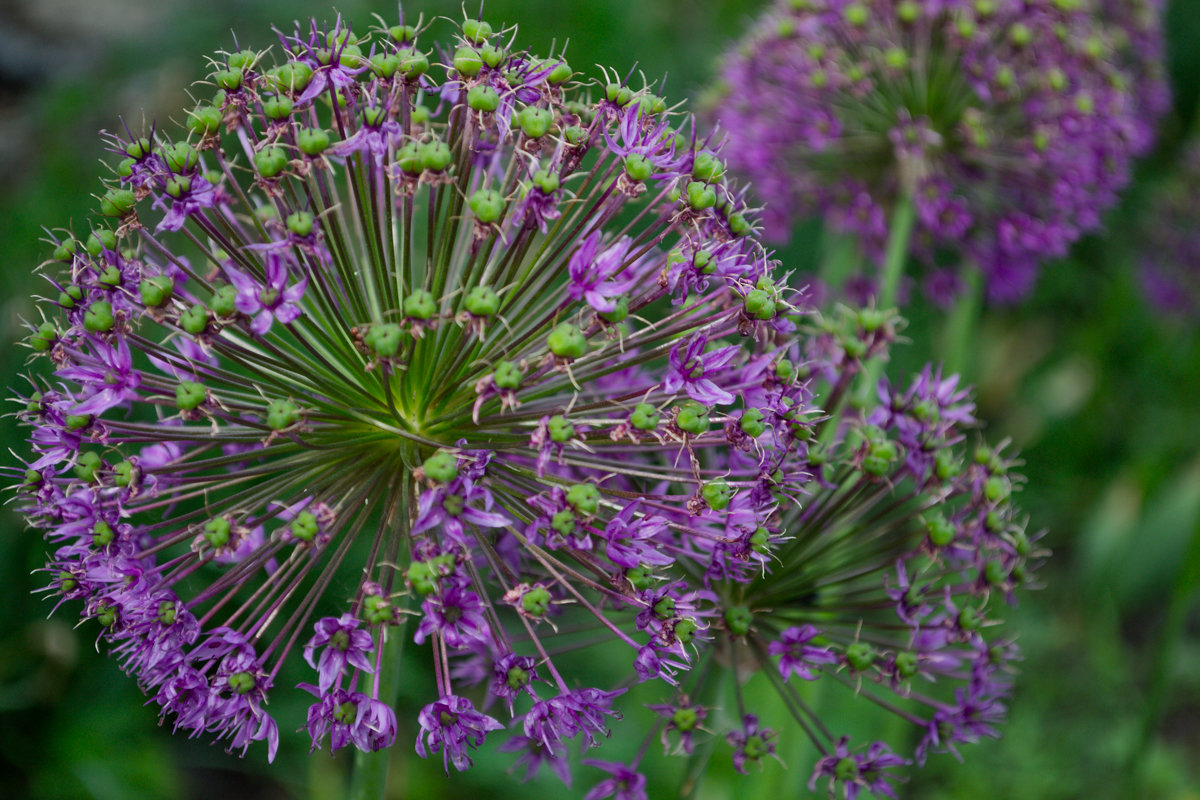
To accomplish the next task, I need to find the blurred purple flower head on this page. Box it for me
[712,0,1163,304]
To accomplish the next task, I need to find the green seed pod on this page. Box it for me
[139,276,174,308]
[262,95,294,120]
[674,401,710,435]
[724,605,753,636]
[598,296,628,324]
[464,286,500,316]
[740,407,767,437]
[493,361,521,390]
[423,452,459,483]
[419,141,453,172]
[73,451,103,483]
[398,51,430,79]
[550,508,576,537]
[100,188,137,217]
[290,510,319,542]
[566,483,600,515]
[685,181,716,210]
[547,415,575,443]
[369,53,401,78]
[545,58,572,84]
[254,147,289,179]
[547,322,586,359]
[83,301,115,333]
[188,105,222,136]
[214,68,244,91]
[691,151,725,183]
[462,19,493,44]
[743,289,776,320]
[364,323,404,357]
[521,586,552,617]
[623,154,654,182]
[112,461,135,488]
[389,24,417,43]
[701,478,733,511]
[176,381,207,412]
[297,128,331,156]
[210,284,239,317]
[404,290,437,320]
[518,106,554,138]
[453,46,483,77]
[531,169,560,194]
[630,403,660,431]
[604,83,633,106]
[53,239,77,262]
[266,399,301,430]
[845,641,875,671]
[468,189,505,223]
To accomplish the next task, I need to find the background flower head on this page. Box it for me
[711,0,1160,304]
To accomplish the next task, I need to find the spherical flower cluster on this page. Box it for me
[712,0,1148,304]
[623,307,1046,798]
[12,9,1044,796]
[15,9,788,773]
[1138,142,1200,317]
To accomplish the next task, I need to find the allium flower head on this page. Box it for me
[14,8,798,773]
[621,306,1046,798]
[712,0,1152,303]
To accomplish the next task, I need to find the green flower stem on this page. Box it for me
[858,195,915,400]
[942,264,983,379]
[1126,510,1200,792]
[347,624,406,800]
[818,231,862,290]
[348,479,413,800]
[877,195,915,314]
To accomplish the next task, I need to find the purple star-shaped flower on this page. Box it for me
[768,625,838,682]
[303,613,375,692]
[566,232,637,314]
[664,333,740,406]
[810,736,909,800]
[223,253,307,335]
[581,759,648,800]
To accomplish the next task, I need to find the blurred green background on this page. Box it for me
[2,1,1200,798]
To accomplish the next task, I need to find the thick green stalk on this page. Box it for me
[942,264,983,379]
[858,195,915,400]
[347,480,413,800]
[347,625,406,800]
[1125,511,1200,793]
[876,195,916,313]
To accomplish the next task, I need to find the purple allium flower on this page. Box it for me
[12,9,1043,792]
[664,333,741,406]
[810,737,909,800]
[768,624,838,681]
[301,685,397,753]
[303,614,375,693]
[632,306,1044,784]
[581,759,649,800]
[416,694,504,773]
[15,6,795,775]
[726,714,778,774]
[647,698,707,755]
[712,0,1151,304]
